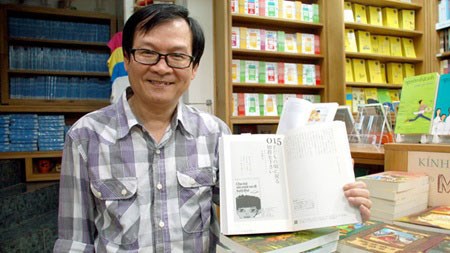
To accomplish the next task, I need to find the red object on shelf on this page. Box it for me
[137,0,153,6]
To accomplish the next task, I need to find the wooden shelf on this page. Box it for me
[345,22,423,37]
[231,116,280,125]
[345,52,422,63]
[0,4,116,181]
[232,13,324,30]
[346,82,403,88]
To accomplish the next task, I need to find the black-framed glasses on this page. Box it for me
[130,48,194,69]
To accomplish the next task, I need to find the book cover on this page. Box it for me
[363,88,379,104]
[356,30,372,53]
[352,59,368,83]
[431,73,450,135]
[308,102,338,124]
[371,35,380,54]
[220,227,339,253]
[425,235,450,252]
[367,6,383,26]
[220,99,361,235]
[379,36,391,56]
[399,9,415,31]
[351,87,365,112]
[402,38,416,58]
[357,171,429,193]
[386,63,404,84]
[336,220,383,241]
[395,73,440,134]
[345,58,354,82]
[343,1,354,22]
[383,7,399,28]
[366,60,383,83]
[389,36,403,57]
[403,63,416,78]
[345,29,358,53]
[338,223,446,253]
[353,3,367,24]
[394,206,450,235]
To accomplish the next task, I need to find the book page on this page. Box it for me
[220,134,292,235]
[283,121,361,230]
[277,98,314,134]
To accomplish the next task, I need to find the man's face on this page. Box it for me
[124,18,198,108]
[237,207,260,219]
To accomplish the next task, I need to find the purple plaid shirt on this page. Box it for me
[54,91,230,252]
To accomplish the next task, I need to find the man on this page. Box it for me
[54,4,371,252]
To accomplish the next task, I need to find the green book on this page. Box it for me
[395,72,440,134]
[219,227,339,253]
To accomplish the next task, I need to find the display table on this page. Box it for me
[384,143,450,171]
[350,144,385,166]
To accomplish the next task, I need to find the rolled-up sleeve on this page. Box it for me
[53,134,96,253]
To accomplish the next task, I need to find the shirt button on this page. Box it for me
[96,191,102,198]
[156,183,163,190]
[159,221,165,228]
[155,149,161,154]
[121,189,127,195]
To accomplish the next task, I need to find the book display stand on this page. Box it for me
[352,103,394,149]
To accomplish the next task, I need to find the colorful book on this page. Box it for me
[431,73,450,136]
[357,171,429,193]
[338,223,446,253]
[336,220,383,241]
[394,206,450,235]
[395,73,440,134]
[219,227,339,253]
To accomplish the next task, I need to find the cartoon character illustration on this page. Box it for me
[236,195,261,219]
[406,99,431,122]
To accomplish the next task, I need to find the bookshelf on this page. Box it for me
[0,4,116,181]
[213,0,327,133]
[327,0,427,110]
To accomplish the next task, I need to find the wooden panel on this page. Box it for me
[384,143,450,171]
[350,144,385,166]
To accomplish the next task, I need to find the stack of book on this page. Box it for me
[357,171,429,223]
[394,205,450,235]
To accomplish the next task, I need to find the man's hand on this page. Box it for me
[343,181,372,222]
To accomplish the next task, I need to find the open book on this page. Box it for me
[219,98,361,235]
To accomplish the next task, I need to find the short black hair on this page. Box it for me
[122,4,205,67]
[236,195,261,210]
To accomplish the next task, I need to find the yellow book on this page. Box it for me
[403,63,416,78]
[388,89,401,102]
[353,3,368,24]
[352,58,368,83]
[371,35,380,54]
[240,27,248,49]
[380,63,387,84]
[352,87,366,112]
[345,29,358,53]
[386,63,404,84]
[344,1,354,22]
[283,0,296,20]
[278,0,284,18]
[367,6,383,26]
[345,58,354,82]
[346,86,353,108]
[379,36,391,55]
[382,7,399,28]
[401,38,416,58]
[356,30,372,53]
[389,36,403,57]
[366,60,383,83]
[297,64,303,85]
[295,1,302,21]
[399,9,415,31]
[364,88,379,103]
[238,0,245,14]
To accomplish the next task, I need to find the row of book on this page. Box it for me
[9,76,111,101]
[345,29,417,58]
[232,27,320,55]
[232,59,321,86]
[231,0,319,23]
[9,46,109,73]
[232,93,320,117]
[0,114,67,152]
[438,28,450,55]
[348,87,401,113]
[439,0,450,24]
[346,58,415,84]
[344,1,415,30]
[8,16,110,43]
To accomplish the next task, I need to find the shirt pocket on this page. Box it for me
[90,177,139,245]
[176,167,217,234]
